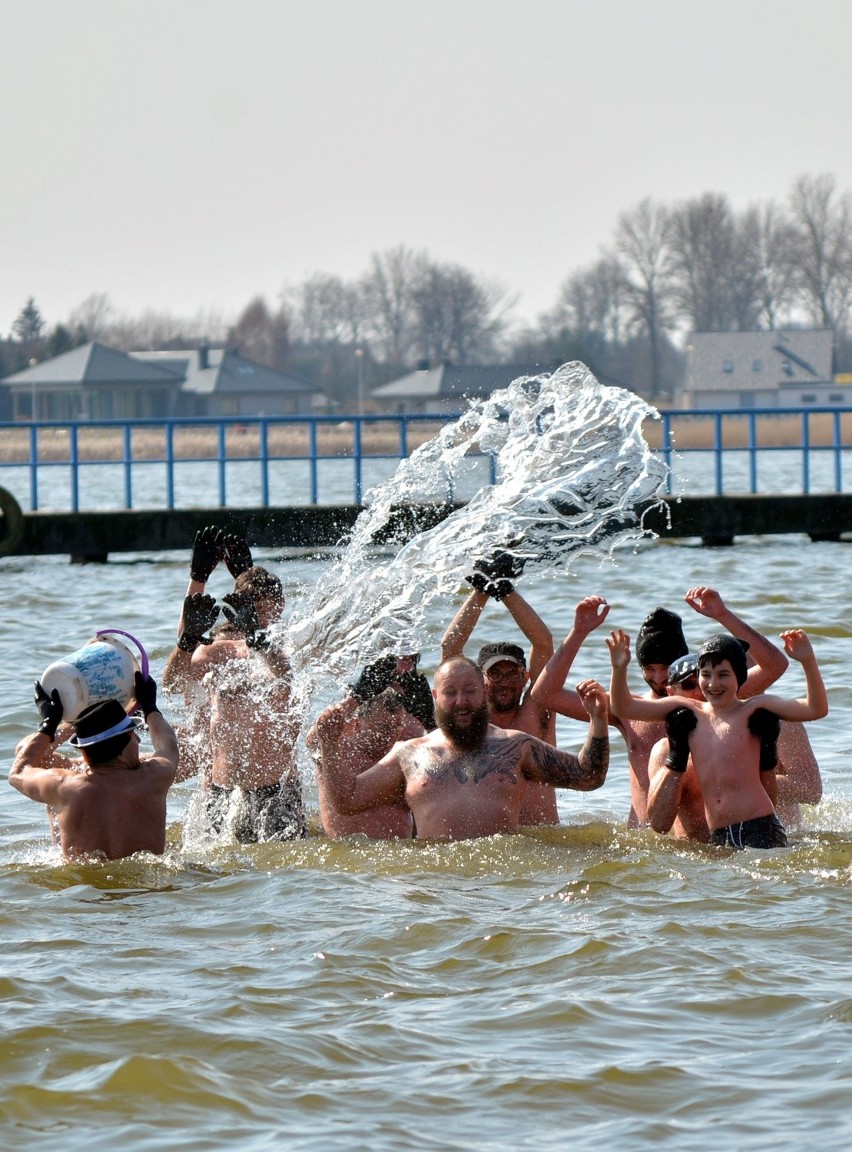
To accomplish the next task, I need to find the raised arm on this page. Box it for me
[607,629,684,721]
[758,630,828,722]
[520,679,609,791]
[530,596,610,721]
[440,589,488,660]
[684,586,788,695]
[499,589,553,681]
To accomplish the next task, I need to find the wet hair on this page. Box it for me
[233,565,283,601]
[697,634,750,688]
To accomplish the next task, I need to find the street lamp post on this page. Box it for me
[355,347,365,417]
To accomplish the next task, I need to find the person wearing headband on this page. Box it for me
[9,672,178,860]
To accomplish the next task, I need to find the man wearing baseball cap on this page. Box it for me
[9,672,178,860]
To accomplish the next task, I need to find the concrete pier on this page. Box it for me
[1,490,851,561]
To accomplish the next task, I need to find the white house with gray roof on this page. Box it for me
[680,329,849,408]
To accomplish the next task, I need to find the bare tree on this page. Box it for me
[228,296,290,368]
[750,201,798,329]
[285,273,362,347]
[411,259,510,363]
[67,292,115,342]
[615,198,674,397]
[360,245,425,369]
[667,192,744,332]
[785,174,852,342]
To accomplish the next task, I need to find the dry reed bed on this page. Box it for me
[0,413,850,463]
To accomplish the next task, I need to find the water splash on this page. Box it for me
[287,361,667,685]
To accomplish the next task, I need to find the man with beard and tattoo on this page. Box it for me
[441,551,557,826]
[530,588,789,828]
[316,656,609,842]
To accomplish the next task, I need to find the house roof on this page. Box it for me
[2,342,182,390]
[130,347,317,396]
[371,362,553,400]
[684,329,834,392]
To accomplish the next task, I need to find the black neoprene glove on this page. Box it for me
[467,549,525,600]
[177,593,221,652]
[223,533,253,579]
[748,707,781,772]
[189,525,224,583]
[222,591,270,649]
[34,680,63,739]
[134,671,160,718]
[664,706,697,773]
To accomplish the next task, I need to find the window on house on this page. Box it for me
[752,359,763,371]
[829,394,845,403]
[801,394,817,404]
[722,360,734,374]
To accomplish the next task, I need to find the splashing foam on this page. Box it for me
[286,361,667,690]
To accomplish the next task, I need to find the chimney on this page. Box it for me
[199,338,210,370]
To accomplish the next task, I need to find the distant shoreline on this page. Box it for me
[0,412,848,463]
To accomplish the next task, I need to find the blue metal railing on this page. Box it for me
[1,407,851,513]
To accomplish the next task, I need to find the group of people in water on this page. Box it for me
[9,525,827,860]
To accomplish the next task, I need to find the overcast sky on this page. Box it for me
[3,0,851,340]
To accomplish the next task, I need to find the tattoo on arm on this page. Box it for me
[528,735,609,790]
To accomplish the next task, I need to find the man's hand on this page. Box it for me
[573,595,610,636]
[134,671,160,719]
[34,681,64,739]
[684,585,725,620]
[467,549,525,600]
[222,591,269,649]
[222,533,254,579]
[189,526,224,583]
[606,628,631,670]
[177,593,220,651]
[576,678,607,720]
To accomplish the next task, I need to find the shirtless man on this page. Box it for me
[9,672,178,861]
[530,588,789,827]
[441,553,557,825]
[189,565,305,842]
[307,658,425,839]
[316,656,609,842]
[647,653,823,840]
[608,629,828,849]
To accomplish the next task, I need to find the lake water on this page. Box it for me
[2,529,851,1151]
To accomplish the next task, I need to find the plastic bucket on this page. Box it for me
[40,629,149,723]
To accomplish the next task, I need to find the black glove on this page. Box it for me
[222,591,269,649]
[467,549,526,600]
[664,706,697,773]
[177,593,220,652]
[134,671,160,718]
[34,680,63,739]
[223,533,254,579]
[189,525,224,583]
[748,707,781,772]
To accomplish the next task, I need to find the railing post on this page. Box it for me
[165,422,175,509]
[714,413,724,495]
[70,424,80,512]
[259,419,270,507]
[217,423,227,507]
[802,412,810,495]
[309,419,319,504]
[353,417,364,505]
[123,424,133,508]
[27,424,41,512]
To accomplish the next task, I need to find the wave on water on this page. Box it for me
[286,361,668,690]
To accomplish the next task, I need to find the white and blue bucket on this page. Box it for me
[40,628,149,722]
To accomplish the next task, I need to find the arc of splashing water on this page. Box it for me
[286,362,668,692]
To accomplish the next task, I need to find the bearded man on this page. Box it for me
[316,656,609,842]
